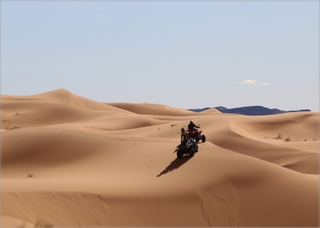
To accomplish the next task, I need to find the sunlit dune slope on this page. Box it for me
[2,88,124,111]
[1,89,169,129]
[1,89,318,227]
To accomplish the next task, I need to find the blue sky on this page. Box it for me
[1,1,319,111]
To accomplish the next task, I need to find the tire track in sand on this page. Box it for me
[200,182,239,226]
[2,191,109,226]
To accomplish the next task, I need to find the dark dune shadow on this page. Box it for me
[157,156,191,177]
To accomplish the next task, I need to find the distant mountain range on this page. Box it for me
[188,105,311,116]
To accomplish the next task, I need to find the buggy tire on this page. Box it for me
[189,149,195,157]
[201,135,206,142]
[177,150,183,158]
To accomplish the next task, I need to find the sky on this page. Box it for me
[1,1,319,111]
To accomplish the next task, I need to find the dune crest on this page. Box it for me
[1,89,318,226]
[107,102,203,116]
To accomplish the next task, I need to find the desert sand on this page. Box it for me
[1,88,319,227]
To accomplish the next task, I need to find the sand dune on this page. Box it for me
[1,89,319,227]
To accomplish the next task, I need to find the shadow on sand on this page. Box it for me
[157,156,191,177]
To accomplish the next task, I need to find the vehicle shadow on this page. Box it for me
[157,156,191,177]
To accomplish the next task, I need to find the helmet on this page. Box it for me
[181,128,185,132]
[190,120,193,123]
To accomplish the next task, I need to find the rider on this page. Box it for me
[188,120,200,131]
[180,128,189,145]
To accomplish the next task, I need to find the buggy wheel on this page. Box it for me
[201,135,206,142]
[177,150,183,158]
[189,149,195,157]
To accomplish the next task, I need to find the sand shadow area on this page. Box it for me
[157,156,191,177]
